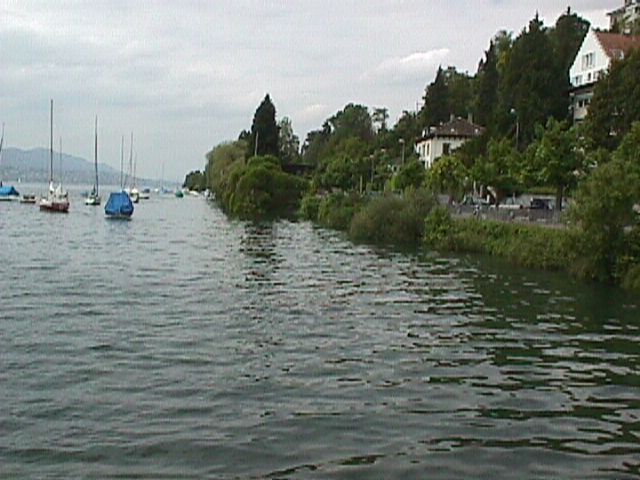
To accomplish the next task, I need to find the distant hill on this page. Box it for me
[0,147,159,187]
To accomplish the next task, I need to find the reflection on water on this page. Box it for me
[1,196,639,479]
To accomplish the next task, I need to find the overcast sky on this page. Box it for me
[1,1,611,181]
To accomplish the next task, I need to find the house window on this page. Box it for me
[582,52,595,70]
[442,143,451,156]
[426,143,430,157]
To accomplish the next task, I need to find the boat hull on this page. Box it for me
[104,191,134,218]
[39,200,69,213]
[85,195,101,206]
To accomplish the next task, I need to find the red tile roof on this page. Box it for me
[595,31,640,60]
[418,117,484,141]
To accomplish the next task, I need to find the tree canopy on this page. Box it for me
[247,94,279,158]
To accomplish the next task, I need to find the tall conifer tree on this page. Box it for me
[248,94,279,158]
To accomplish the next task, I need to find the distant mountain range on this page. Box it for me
[0,147,160,187]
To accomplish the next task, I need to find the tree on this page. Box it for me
[445,68,475,119]
[317,137,370,192]
[247,94,279,158]
[530,118,585,210]
[569,124,640,282]
[471,137,522,206]
[372,107,389,133]
[393,159,425,192]
[475,41,500,130]
[326,103,375,146]
[549,8,590,74]
[183,170,206,191]
[228,156,308,220]
[583,49,640,151]
[205,140,247,200]
[426,153,469,203]
[420,66,451,127]
[301,122,331,166]
[278,116,300,165]
[496,15,568,148]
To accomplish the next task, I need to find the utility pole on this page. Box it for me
[254,131,259,157]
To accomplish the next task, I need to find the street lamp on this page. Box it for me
[510,108,519,149]
[369,154,375,186]
[399,138,405,165]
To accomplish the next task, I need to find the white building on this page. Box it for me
[415,116,484,169]
[608,0,640,33]
[569,29,640,122]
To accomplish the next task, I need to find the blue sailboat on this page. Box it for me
[0,123,21,201]
[104,191,134,218]
[105,135,134,219]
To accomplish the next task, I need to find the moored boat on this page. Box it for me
[85,116,101,206]
[105,135,134,219]
[39,100,69,213]
[104,191,134,219]
[0,123,20,201]
[0,185,20,201]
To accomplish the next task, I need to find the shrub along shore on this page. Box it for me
[299,188,640,294]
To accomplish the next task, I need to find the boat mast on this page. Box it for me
[0,123,4,185]
[94,116,99,195]
[49,99,53,184]
[59,136,62,186]
[120,135,124,189]
[128,131,133,189]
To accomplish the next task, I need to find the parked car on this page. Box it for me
[529,198,552,210]
[497,197,524,209]
[462,195,490,206]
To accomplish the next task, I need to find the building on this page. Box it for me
[415,116,484,169]
[569,29,640,122]
[608,0,640,33]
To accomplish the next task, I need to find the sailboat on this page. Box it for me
[104,135,134,219]
[85,116,101,206]
[39,100,69,213]
[0,123,21,201]
[124,132,139,203]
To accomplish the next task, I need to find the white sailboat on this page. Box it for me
[124,132,139,203]
[39,99,69,213]
[85,116,101,206]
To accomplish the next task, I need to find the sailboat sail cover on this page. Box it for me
[0,185,20,197]
[105,191,134,216]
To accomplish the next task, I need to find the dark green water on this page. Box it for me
[1,190,639,479]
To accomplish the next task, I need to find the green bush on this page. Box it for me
[424,207,455,249]
[423,213,574,271]
[317,192,365,231]
[349,188,436,245]
[621,264,640,293]
[226,156,308,220]
[299,192,321,221]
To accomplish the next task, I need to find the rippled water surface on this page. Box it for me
[1,190,639,479]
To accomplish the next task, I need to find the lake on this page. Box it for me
[1,187,639,479]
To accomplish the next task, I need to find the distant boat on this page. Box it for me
[104,191,134,219]
[105,135,133,219]
[0,123,21,201]
[85,116,101,206]
[123,132,139,203]
[0,185,20,201]
[175,189,184,198]
[39,100,69,213]
[20,193,36,204]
